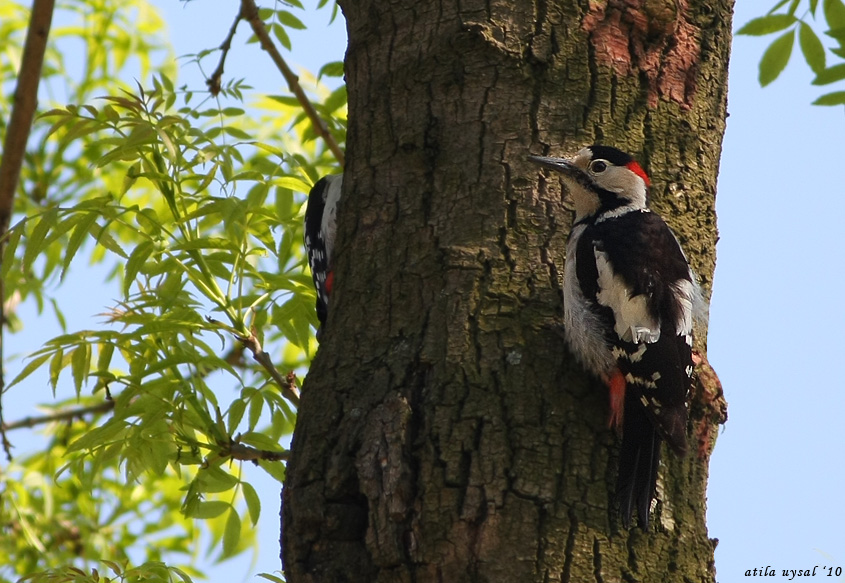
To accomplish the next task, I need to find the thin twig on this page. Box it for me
[221,439,289,462]
[239,0,345,165]
[1,400,115,432]
[207,8,244,96]
[237,328,301,407]
[0,0,57,461]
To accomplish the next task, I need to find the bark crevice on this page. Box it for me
[283,0,731,580]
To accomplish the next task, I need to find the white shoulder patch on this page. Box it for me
[594,247,660,343]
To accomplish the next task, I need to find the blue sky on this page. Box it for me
[6,1,845,581]
[712,2,845,579]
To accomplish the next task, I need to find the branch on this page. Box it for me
[0,0,57,462]
[239,0,345,166]
[220,438,289,462]
[1,400,115,432]
[206,8,243,96]
[236,327,301,407]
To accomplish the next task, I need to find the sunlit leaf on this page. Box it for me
[22,209,57,271]
[799,22,826,73]
[759,30,795,86]
[7,353,52,389]
[812,62,845,84]
[187,500,231,519]
[318,60,344,79]
[49,347,64,393]
[812,90,845,104]
[257,459,286,483]
[738,13,796,36]
[824,0,845,28]
[221,508,242,558]
[242,481,261,526]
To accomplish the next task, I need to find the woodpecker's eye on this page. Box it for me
[590,160,608,174]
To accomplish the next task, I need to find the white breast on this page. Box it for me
[563,224,616,377]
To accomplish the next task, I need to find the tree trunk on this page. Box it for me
[282,1,731,581]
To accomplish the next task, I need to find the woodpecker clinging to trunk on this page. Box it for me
[529,145,705,529]
[304,174,342,340]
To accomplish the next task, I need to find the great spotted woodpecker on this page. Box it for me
[304,174,342,340]
[529,145,704,529]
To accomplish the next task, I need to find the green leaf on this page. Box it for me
[2,226,22,281]
[324,85,348,113]
[67,419,128,453]
[124,240,155,296]
[825,25,845,43]
[272,23,291,50]
[222,508,242,558]
[49,347,64,393]
[170,567,195,583]
[812,62,845,84]
[257,459,286,483]
[318,61,344,79]
[811,0,820,14]
[198,466,239,494]
[812,90,845,104]
[228,399,247,432]
[738,14,796,36]
[22,209,58,271]
[768,0,792,13]
[799,22,826,73]
[759,30,795,86]
[7,352,52,389]
[70,344,91,395]
[223,126,252,140]
[97,342,114,373]
[248,391,263,431]
[88,222,128,258]
[61,211,99,279]
[188,500,230,519]
[277,10,307,30]
[824,0,845,28]
[242,481,261,526]
[273,175,313,194]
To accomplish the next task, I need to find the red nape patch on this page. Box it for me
[325,271,334,295]
[626,161,650,187]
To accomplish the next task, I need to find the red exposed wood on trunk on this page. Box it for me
[582,0,701,109]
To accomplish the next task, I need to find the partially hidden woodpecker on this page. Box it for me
[304,174,342,340]
[529,145,705,529]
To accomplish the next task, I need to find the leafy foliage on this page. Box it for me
[0,0,345,579]
[741,0,845,105]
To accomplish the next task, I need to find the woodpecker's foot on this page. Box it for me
[604,369,626,432]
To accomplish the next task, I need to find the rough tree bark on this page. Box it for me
[283,0,731,581]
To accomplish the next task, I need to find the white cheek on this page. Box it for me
[566,182,600,216]
[602,168,647,206]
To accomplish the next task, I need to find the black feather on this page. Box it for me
[616,394,662,529]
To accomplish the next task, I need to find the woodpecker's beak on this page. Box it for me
[529,153,599,217]
[527,155,578,176]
